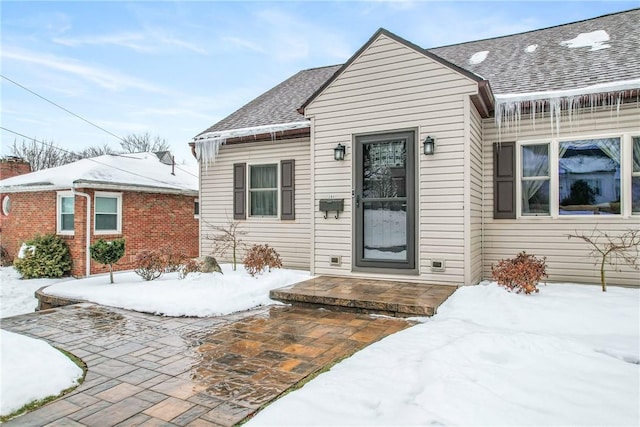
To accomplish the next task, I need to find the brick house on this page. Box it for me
[0,152,199,277]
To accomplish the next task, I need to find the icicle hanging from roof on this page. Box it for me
[193,121,311,170]
[494,79,640,140]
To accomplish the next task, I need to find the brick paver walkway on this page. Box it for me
[1,303,411,426]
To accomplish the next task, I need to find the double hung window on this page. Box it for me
[57,192,74,234]
[249,164,277,216]
[633,137,640,214]
[95,192,122,233]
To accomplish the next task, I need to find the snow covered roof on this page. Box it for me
[195,65,340,138]
[430,9,639,94]
[0,152,198,195]
[194,8,639,145]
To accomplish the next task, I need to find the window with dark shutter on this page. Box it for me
[493,142,516,219]
[233,163,246,220]
[280,159,295,220]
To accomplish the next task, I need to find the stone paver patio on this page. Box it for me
[1,302,412,426]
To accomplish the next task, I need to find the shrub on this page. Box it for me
[491,251,547,294]
[159,246,188,273]
[13,234,72,279]
[90,239,125,283]
[134,250,165,281]
[243,244,282,277]
[179,258,202,279]
[0,245,12,266]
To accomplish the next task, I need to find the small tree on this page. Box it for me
[568,228,640,292]
[90,239,125,283]
[204,218,246,271]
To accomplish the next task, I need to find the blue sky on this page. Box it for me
[1,1,637,163]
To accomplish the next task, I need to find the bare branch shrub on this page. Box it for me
[204,218,246,271]
[179,259,202,279]
[243,244,282,277]
[491,251,547,294]
[120,133,170,153]
[568,228,640,292]
[134,250,165,281]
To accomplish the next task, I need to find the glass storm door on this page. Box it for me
[355,131,415,270]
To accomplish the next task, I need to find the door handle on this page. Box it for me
[355,194,360,208]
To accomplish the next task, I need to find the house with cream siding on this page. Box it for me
[192,9,640,287]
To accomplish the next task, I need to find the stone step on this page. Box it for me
[270,276,457,317]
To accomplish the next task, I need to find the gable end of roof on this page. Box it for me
[299,27,485,114]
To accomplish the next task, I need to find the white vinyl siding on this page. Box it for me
[468,102,484,284]
[483,103,640,286]
[306,33,478,285]
[199,138,311,269]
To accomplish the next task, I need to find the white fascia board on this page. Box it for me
[194,120,310,142]
[72,181,198,196]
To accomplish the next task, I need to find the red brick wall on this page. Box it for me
[0,188,199,277]
[0,159,31,180]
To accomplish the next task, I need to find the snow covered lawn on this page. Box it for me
[248,282,640,426]
[0,331,84,417]
[0,267,69,318]
[42,264,311,317]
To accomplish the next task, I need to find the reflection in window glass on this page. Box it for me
[60,196,74,231]
[250,164,277,216]
[363,201,407,261]
[521,144,550,215]
[95,196,119,230]
[633,137,640,214]
[559,138,620,215]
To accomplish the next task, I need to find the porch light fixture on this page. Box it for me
[334,143,346,161]
[423,136,435,155]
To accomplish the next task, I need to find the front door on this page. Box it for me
[354,131,415,270]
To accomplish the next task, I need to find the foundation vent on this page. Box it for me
[330,256,342,266]
[430,259,446,272]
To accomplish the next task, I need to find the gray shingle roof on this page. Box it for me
[196,65,341,136]
[429,8,640,94]
[197,9,639,136]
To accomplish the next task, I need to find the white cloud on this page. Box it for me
[53,28,207,55]
[2,47,169,93]
[222,36,265,53]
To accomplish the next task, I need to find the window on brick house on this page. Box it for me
[94,192,122,234]
[57,191,74,234]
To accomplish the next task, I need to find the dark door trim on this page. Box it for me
[353,130,416,271]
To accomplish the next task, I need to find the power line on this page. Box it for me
[1,74,127,143]
[1,126,197,191]
[1,74,198,178]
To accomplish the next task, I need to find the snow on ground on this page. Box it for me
[0,330,83,416]
[0,267,69,318]
[42,264,311,317]
[248,282,640,426]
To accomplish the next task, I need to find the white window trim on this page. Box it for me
[1,195,10,216]
[56,191,75,235]
[247,163,279,219]
[517,133,633,219]
[94,191,122,235]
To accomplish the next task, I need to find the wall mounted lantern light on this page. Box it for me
[334,143,346,161]
[423,136,435,155]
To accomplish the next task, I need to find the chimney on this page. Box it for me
[0,157,31,180]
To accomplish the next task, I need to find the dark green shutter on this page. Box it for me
[280,159,295,220]
[493,142,516,219]
[233,163,246,220]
